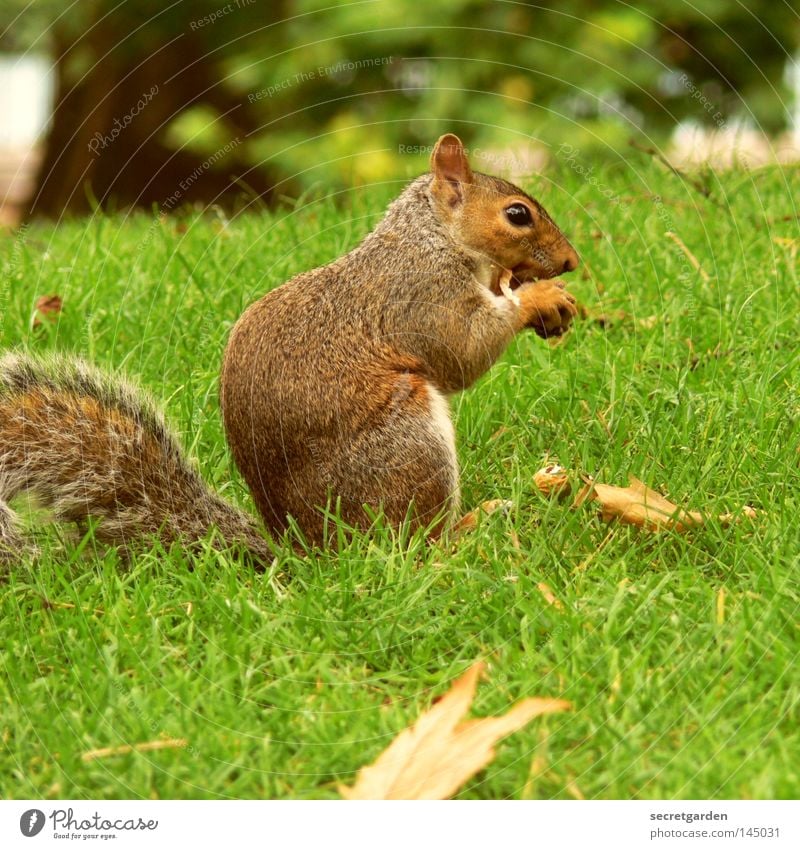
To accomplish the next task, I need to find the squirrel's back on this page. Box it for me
[0,352,268,563]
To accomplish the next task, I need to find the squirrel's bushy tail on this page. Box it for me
[0,352,269,565]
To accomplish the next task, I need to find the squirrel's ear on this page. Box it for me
[430,133,472,205]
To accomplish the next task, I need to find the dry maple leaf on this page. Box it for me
[339,662,570,800]
[574,475,703,531]
[574,475,755,532]
[32,294,63,328]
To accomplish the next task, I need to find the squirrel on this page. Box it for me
[0,134,577,564]
[220,134,578,546]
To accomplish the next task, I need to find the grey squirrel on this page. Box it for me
[0,134,578,563]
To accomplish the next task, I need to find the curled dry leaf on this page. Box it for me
[534,464,572,500]
[453,499,513,534]
[32,294,63,328]
[574,475,756,532]
[339,662,570,800]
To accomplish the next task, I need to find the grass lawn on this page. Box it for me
[1,158,798,799]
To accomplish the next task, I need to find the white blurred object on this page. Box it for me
[669,120,800,169]
[787,50,800,147]
[473,144,550,181]
[0,54,54,221]
[669,53,800,169]
[0,54,54,147]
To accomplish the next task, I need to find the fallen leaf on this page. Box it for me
[719,506,758,525]
[574,475,756,532]
[453,499,513,534]
[32,294,62,328]
[81,738,187,762]
[574,475,703,531]
[339,662,570,800]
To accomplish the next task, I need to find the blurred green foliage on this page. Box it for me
[2,0,798,194]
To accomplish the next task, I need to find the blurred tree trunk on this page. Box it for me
[28,5,277,218]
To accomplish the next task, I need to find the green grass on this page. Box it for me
[1,158,798,799]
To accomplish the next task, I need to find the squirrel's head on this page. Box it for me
[428,133,578,286]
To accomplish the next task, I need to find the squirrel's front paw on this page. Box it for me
[521,279,577,338]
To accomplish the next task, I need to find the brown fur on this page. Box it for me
[221,134,578,545]
[0,355,269,565]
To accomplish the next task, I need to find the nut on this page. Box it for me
[534,464,572,500]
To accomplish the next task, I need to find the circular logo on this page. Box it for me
[19,809,45,837]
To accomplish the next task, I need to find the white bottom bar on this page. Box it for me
[3,800,798,848]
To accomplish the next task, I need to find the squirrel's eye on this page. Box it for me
[505,203,533,226]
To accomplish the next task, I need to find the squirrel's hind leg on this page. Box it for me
[325,380,461,539]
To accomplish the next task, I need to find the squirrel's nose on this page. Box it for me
[561,246,579,274]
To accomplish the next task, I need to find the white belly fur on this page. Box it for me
[427,384,460,513]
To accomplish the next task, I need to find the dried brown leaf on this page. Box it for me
[32,294,63,328]
[574,475,756,533]
[579,475,703,531]
[339,663,570,800]
[452,499,512,534]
